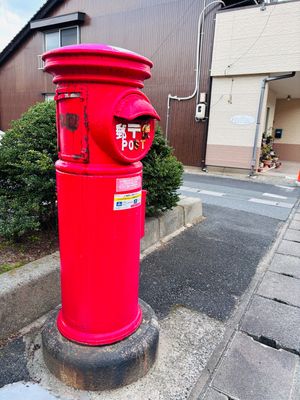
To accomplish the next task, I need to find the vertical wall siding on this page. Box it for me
[0,0,219,166]
[0,31,53,131]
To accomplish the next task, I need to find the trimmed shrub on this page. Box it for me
[0,102,183,239]
[142,126,183,216]
[0,101,57,240]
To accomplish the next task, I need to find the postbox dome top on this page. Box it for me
[43,43,153,67]
[42,43,153,87]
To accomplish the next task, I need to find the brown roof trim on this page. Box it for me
[0,0,64,67]
[30,12,85,30]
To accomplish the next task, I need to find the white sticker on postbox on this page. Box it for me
[116,176,142,192]
[113,191,142,211]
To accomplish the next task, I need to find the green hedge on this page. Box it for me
[142,126,183,216]
[0,102,183,240]
[0,102,57,240]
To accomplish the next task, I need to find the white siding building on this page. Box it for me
[206,0,300,171]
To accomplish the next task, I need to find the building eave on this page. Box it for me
[0,0,64,67]
[30,12,85,30]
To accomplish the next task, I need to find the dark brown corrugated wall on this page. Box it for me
[0,0,220,166]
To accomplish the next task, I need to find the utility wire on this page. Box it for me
[150,0,198,60]
[224,4,276,74]
[210,94,225,108]
[210,78,234,108]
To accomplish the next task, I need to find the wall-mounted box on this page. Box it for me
[275,128,283,139]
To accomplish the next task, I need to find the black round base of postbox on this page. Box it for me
[41,300,159,391]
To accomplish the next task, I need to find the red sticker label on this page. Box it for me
[116,176,142,192]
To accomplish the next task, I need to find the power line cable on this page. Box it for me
[224,4,276,74]
[150,0,198,60]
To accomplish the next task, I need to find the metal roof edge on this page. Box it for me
[0,0,64,67]
[218,0,300,14]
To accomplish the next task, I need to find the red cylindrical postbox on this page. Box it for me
[43,44,160,346]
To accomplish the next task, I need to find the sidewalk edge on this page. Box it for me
[188,199,300,400]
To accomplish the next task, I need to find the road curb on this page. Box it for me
[0,197,202,341]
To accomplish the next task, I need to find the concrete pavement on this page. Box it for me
[197,203,300,400]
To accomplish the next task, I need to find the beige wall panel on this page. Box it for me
[274,98,300,145]
[207,75,265,147]
[211,2,300,76]
[214,6,300,39]
[206,144,253,169]
[273,143,300,162]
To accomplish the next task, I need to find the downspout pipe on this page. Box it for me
[249,71,295,176]
[165,0,225,141]
[196,0,207,105]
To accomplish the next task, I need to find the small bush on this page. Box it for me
[0,101,57,240]
[0,102,182,240]
[142,127,183,216]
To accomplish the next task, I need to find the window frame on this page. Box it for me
[43,25,80,52]
[43,93,56,102]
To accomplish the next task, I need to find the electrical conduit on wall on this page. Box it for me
[165,0,225,141]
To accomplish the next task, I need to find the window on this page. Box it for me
[44,93,55,102]
[61,27,78,47]
[44,26,79,51]
[45,31,59,51]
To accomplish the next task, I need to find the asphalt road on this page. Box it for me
[0,338,29,388]
[140,203,280,321]
[180,173,300,221]
[141,173,299,322]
